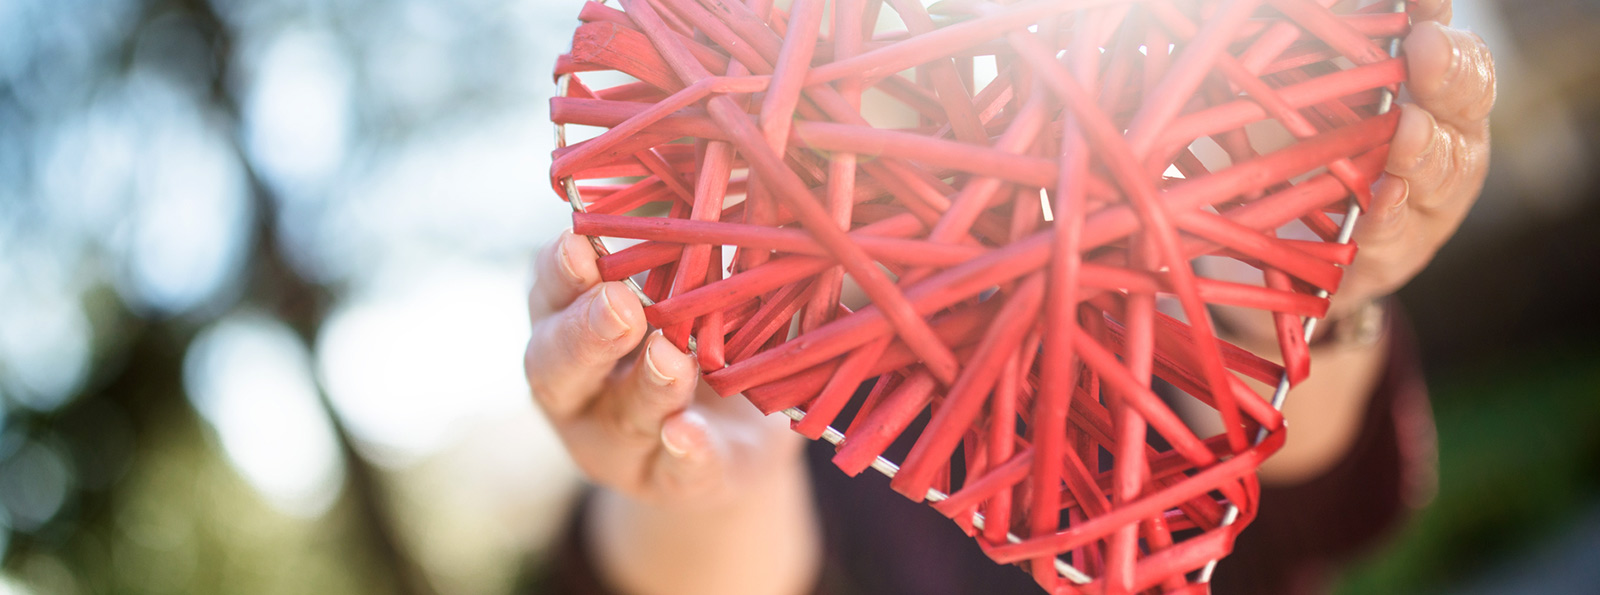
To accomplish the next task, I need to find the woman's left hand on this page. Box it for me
[1219,0,1497,483]
[1336,0,1496,317]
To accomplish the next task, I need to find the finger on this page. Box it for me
[607,331,700,440]
[653,409,726,498]
[530,230,603,319]
[1356,173,1412,244]
[1342,222,1431,310]
[526,282,648,420]
[1404,21,1496,131]
[1383,103,1447,201]
[1345,215,1427,310]
[1384,102,1487,212]
[1410,0,1452,25]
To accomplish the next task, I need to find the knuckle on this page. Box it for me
[556,297,626,366]
[614,380,691,441]
[635,382,681,410]
[569,332,628,369]
[1426,127,1457,180]
[536,238,561,274]
[531,232,598,315]
[532,241,563,282]
[1465,138,1491,174]
[1466,30,1490,53]
[558,423,651,494]
[659,474,710,499]
[570,457,608,484]
[1463,34,1497,121]
[569,453,629,490]
[524,342,556,403]
[528,385,552,408]
[603,401,659,441]
[528,379,560,411]
[1448,131,1479,171]
[1354,250,1415,295]
[1432,137,1485,203]
[1358,210,1407,244]
[529,288,568,325]
[657,461,717,497]
[525,353,571,415]
[526,314,621,412]
[1431,29,1496,125]
[527,317,568,370]
[1401,124,1452,190]
[631,391,689,429]
[1423,0,1453,25]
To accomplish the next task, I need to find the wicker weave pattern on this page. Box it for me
[551,0,1407,591]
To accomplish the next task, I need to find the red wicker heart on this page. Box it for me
[550,0,1408,592]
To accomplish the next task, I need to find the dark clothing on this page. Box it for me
[538,316,1434,595]
[1211,314,1436,595]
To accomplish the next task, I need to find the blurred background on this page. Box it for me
[0,0,1594,594]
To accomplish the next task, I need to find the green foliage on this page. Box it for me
[1335,346,1600,594]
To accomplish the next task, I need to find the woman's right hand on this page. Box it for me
[524,229,807,508]
[525,230,820,595]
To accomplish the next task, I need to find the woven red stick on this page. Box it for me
[551,0,1409,591]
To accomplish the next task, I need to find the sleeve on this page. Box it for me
[526,490,621,595]
[1211,302,1437,595]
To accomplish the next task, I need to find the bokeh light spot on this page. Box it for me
[115,73,253,316]
[0,290,92,413]
[316,262,534,465]
[183,313,345,518]
[0,440,74,533]
[243,27,351,198]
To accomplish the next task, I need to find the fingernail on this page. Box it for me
[661,425,689,458]
[1371,173,1409,217]
[557,234,582,283]
[589,286,630,340]
[1396,104,1437,172]
[643,335,676,386]
[1388,177,1410,215]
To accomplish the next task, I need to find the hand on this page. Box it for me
[1215,1,1496,343]
[1337,0,1495,318]
[525,230,805,508]
[527,230,820,595]
[1207,1,1495,483]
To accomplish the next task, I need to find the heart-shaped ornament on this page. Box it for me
[550,0,1409,592]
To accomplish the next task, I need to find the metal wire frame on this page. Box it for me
[1194,0,1407,581]
[550,0,1408,587]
